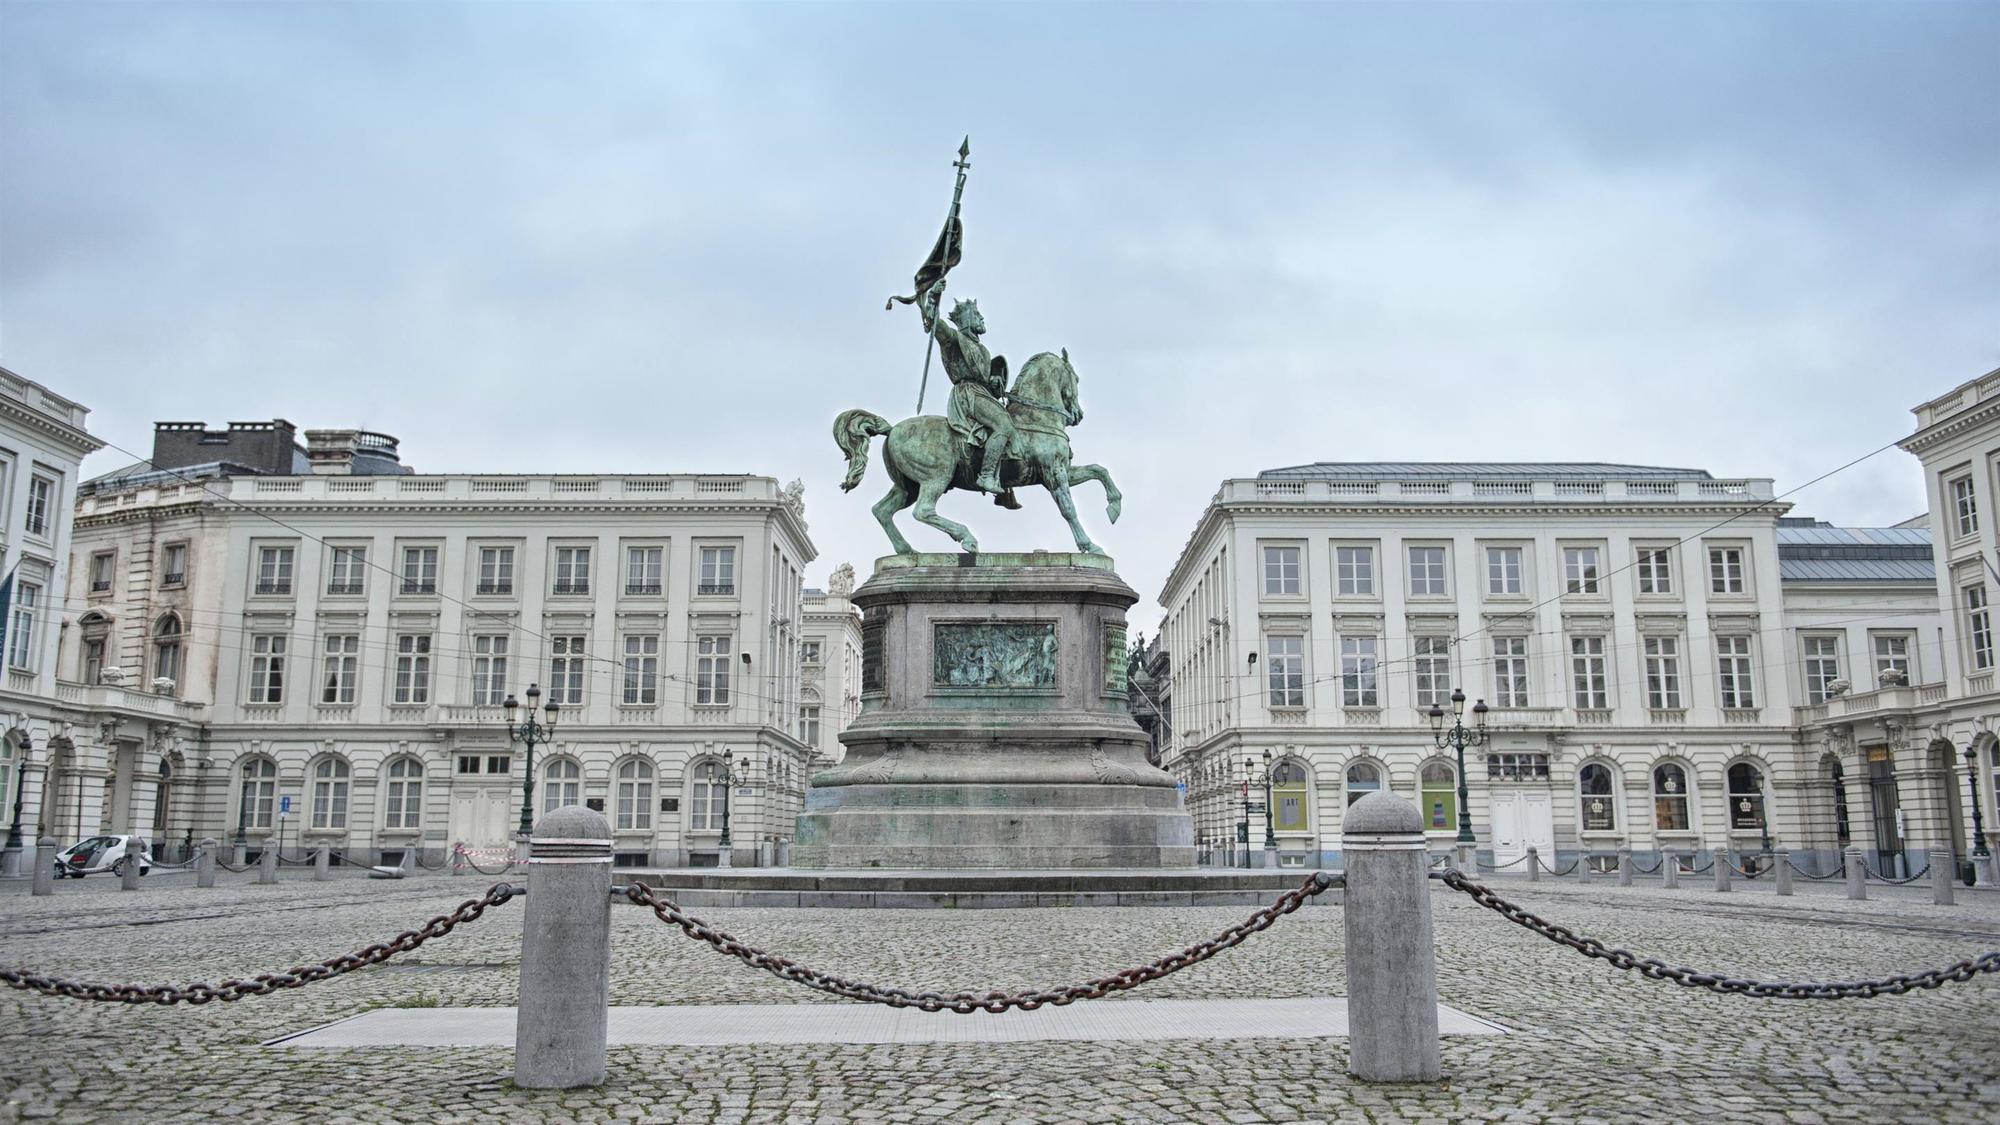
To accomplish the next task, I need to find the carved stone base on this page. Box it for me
[792,554,1194,869]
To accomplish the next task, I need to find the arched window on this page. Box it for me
[384,757,423,829]
[238,757,277,831]
[1272,759,1309,832]
[1345,761,1382,807]
[1728,762,1767,831]
[1653,763,1691,831]
[1824,754,1851,846]
[310,758,350,829]
[615,759,654,831]
[689,759,722,831]
[1419,760,1456,832]
[1579,762,1617,832]
[0,737,15,830]
[542,758,581,813]
[154,613,183,694]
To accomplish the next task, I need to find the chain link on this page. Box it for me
[624,872,1337,1014]
[1439,870,2000,1000]
[0,883,518,1005]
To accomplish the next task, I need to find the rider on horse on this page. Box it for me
[919,279,1017,500]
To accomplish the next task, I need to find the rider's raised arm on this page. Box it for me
[918,280,953,342]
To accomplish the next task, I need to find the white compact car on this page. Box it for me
[55,835,152,878]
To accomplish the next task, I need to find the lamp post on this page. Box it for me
[502,684,560,837]
[715,750,744,849]
[1245,749,1276,850]
[1965,745,1991,861]
[5,731,31,856]
[1426,689,1489,846]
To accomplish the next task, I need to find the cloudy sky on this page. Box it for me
[4,2,1996,618]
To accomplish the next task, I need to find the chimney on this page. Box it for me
[152,420,299,474]
[303,429,360,475]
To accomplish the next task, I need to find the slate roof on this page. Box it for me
[1777,522,1934,584]
[1257,462,1713,481]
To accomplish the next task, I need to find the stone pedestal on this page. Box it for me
[794,553,1193,869]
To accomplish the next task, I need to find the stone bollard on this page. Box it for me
[1712,847,1730,893]
[1577,854,1593,885]
[233,841,248,868]
[1617,845,1633,887]
[258,837,279,885]
[1980,852,1999,888]
[1526,846,1540,883]
[718,843,734,870]
[197,838,218,889]
[1931,848,1955,906]
[1262,843,1279,870]
[1454,842,1475,873]
[1342,793,1441,1083]
[1,843,20,879]
[775,838,791,867]
[1774,848,1792,897]
[453,844,466,876]
[1845,847,1866,900]
[32,837,57,895]
[515,806,613,1090]
[121,848,144,892]
[1662,853,1679,889]
[314,844,332,882]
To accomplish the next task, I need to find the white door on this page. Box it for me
[1491,792,1523,866]
[448,787,512,850]
[1491,790,1555,868]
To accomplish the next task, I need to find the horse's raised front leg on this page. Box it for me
[1068,463,1122,524]
[1044,471,1102,555]
[913,479,979,553]
[872,476,918,556]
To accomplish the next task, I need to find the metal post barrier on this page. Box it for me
[1662,853,1679,889]
[258,837,279,885]
[314,844,331,882]
[32,838,55,896]
[1712,847,1730,893]
[1931,848,1955,906]
[1526,846,1540,883]
[1773,848,1792,897]
[1845,847,1866,900]
[120,849,143,892]
[197,838,217,889]
[1341,792,1441,1083]
[1616,845,1633,887]
[515,806,612,1090]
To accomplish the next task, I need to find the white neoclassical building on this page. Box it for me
[1159,462,1846,870]
[61,420,833,867]
[796,566,863,767]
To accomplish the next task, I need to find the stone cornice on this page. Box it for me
[1899,395,2000,456]
[0,395,104,459]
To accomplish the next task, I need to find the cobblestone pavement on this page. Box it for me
[3,869,1999,1123]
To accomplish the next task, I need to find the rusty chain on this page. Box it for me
[624,872,1338,1013]
[1440,870,2000,1000]
[0,883,517,1005]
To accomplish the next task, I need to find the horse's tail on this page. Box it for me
[833,409,892,492]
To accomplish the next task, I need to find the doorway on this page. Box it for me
[1866,745,1905,876]
[1490,789,1554,868]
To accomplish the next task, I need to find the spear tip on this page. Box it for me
[959,135,971,158]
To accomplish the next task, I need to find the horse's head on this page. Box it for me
[1011,349,1083,427]
[1058,348,1081,426]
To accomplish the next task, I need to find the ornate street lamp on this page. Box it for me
[1426,689,1489,846]
[1965,744,1991,861]
[1244,749,1276,851]
[502,684,560,837]
[5,731,32,857]
[714,750,746,849]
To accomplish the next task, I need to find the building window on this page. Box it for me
[1334,546,1374,596]
[249,634,287,704]
[326,546,367,595]
[88,552,115,594]
[800,640,823,665]
[1636,547,1674,595]
[1266,635,1305,707]
[1872,634,1912,683]
[1653,763,1691,831]
[554,546,591,595]
[1413,636,1451,707]
[456,755,482,775]
[1419,761,1456,832]
[255,546,294,595]
[161,542,188,586]
[25,476,53,536]
[1262,546,1301,596]
[5,582,40,671]
[549,635,586,705]
[1563,546,1601,594]
[1407,546,1447,597]
[486,754,511,775]
[1486,547,1523,595]
[1486,752,1550,781]
[310,758,350,829]
[615,759,654,830]
[1643,636,1682,709]
[1344,761,1383,806]
[319,634,359,704]
[1968,585,1994,672]
[471,635,509,705]
[798,705,821,745]
[1708,546,1746,594]
[542,758,581,814]
[1339,635,1378,707]
[1491,636,1528,707]
[690,760,721,830]
[625,546,663,595]
[1952,476,1978,538]
[1728,762,1766,830]
[83,638,105,685]
[394,634,432,704]
[699,546,736,595]
[1273,760,1310,831]
[622,634,659,704]
[1803,636,1842,703]
[238,757,277,831]
[400,546,438,594]
[1570,636,1608,710]
[1716,636,1756,709]
[384,758,424,829]
[477,546,515,595]
[1579,763,1616,831]
[696,635,732,704]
